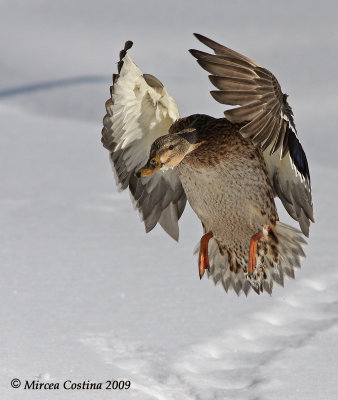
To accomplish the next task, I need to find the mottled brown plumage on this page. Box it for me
[167,115,282,293]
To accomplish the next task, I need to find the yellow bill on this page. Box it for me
[135,154,162,178]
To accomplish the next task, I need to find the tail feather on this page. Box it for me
[194,221,307,296]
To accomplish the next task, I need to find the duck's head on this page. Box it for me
[136,128,202,178]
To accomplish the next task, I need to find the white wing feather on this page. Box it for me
[102,44,186,240]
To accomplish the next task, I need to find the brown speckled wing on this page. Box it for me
[190,34,290,155]
[102,41,186,241]
[190,34,314,236]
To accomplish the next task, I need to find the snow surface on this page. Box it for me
[1,1,338,399]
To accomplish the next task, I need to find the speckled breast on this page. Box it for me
[176,144,278,254]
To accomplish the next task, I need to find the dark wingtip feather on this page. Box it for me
[119,49,126,60]
[189,49,200,59]
[119,41,133,59]
[193,33,218,49]
[117,41,133,74]
[124,40,133,51]
[117,60,123,74]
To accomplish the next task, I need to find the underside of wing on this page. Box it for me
[102,41,186,240]
[190,34,314,236]
[263,139,314,237]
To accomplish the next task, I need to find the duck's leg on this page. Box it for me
[248,226,270,275]
[199,232,213,279]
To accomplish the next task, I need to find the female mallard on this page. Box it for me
[101,34,314,295]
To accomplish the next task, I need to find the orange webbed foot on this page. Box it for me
[198,232,213,279]
[248,226,270,275]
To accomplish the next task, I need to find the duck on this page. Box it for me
[101,34,314,295]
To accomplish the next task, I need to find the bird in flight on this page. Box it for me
[101,34,314,295]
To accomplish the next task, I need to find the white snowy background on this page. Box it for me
[1,1,338,399]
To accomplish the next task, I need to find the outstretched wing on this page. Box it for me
[190,34,314,236]
[102,41,186,241]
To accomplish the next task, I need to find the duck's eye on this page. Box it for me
[169,145,174,150]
